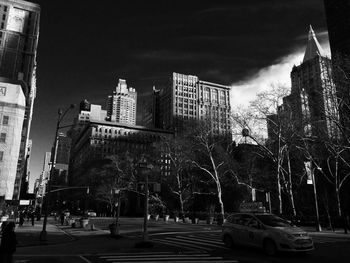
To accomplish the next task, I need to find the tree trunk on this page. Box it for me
[335,157,342,217]
[217,181,225,225]
[287,151,296,217]
[176,171,185,217]
[277,134,283,215]
[179,192,185,217]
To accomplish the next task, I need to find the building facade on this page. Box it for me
[155,72,231,135]
[0,80,25,200]
[0,0,40,199]
[106,79,137,125]
[267,26,338,142]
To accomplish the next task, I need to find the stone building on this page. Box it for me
[0,0,40,199]
[153,72,231,135]
[268,26,338,141]
[0,80,25,200]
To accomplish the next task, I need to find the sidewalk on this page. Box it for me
[12,220,75,247]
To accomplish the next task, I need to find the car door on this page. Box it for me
[224,214,246,245]
[245,217,265,248]
[237,214,255,246]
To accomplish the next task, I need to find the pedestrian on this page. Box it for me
[0,221,17,263]
[19,211,24,226]
[30,211,35,226]
[60,212,65,226]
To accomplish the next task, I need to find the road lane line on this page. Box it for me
[79,255,93,263]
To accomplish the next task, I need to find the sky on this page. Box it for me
[27,0,330,191]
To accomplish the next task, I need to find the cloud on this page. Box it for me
[230,39,331,109]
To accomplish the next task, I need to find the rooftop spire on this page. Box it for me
[303,25,324,62]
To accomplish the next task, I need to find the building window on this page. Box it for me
[204,88,209,102]
[0,151,3,161]
[213,89,218,103]
[0,133,6,143]
[2,115,9,125]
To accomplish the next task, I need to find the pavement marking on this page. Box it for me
[149,230,221,236]
[97,252,238,263]
[152,238,205,251]
[169,235,226,249]
[79,255,93,263]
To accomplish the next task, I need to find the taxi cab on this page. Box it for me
[222,213,314,255]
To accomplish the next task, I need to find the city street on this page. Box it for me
[12,217,350,263]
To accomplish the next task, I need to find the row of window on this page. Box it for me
[176,103,196,109]
[175,92,196,99]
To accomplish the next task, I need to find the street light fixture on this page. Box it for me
[40,104,75,241]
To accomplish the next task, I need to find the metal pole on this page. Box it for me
[115,191,121,235]
[39,105,74,241]
[143,169,149,242]
[40,110,61,241]
[312,166,322,232]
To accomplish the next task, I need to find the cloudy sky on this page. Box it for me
[28,0,329,190]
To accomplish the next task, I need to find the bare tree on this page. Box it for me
[232,84,298,216]
[187,119,233,223]
[157,136,192,217]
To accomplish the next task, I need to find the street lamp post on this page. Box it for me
[115,189,121,236]
[138,161,153,243]
[40,104,75,241]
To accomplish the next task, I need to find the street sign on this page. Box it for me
[239,202,266,213]
[19,200,30,206]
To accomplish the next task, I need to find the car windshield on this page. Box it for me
[256,214,292,227]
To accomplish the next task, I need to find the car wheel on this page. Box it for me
[263,239,277,256]
[223,235,234,248]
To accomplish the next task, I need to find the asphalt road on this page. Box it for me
[13,218,350,263]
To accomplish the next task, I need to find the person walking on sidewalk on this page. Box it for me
[19,211,25,227]
[30,211,35,226]
[60,212,65,226]
[0,221,17,263]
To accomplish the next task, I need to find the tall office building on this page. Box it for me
[268,26,338,141]
[324,0,350,138]
[0,0,40,200]
[156,72,231,135]
[106,79,137,125]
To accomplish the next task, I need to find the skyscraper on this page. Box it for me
[0,0,40,199]
[156,72,231,135]
[324,0,350,139]
[268,26,338,141]
[106,79,137,125]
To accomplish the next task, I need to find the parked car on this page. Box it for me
[86,210,97,217]
[222,213,314,255]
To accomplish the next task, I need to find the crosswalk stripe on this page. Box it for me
[152,238,205,251]
[187,235,224,245]
[105,261,238,263]
[98,252,239,263]
[99,252,173,256]
[100,254,211,259]
[104,256,229,261]
[170,236,225,249]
